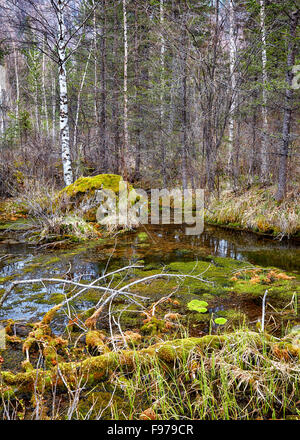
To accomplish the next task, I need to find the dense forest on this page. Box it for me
[0,0,299,422]
[0,0,299,199]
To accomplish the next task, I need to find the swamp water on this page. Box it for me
[0,223,299,333]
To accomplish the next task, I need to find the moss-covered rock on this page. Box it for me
[61,174,124,198]
[58,174,130,222]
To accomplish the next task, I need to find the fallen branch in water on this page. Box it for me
[0,263,214,343]
[0,265,144,308]
[0,264,213,309]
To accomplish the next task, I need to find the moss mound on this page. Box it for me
[60,174,124,199]
[58,174,131,221]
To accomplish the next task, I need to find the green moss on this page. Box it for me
[127,257,248,300]
[215,309,246,324]
[60,174,124,198]
[137,232,148,242]
[141,317,165,336]
[114,305,142,328]
[0,219,30,231]
[231,278,299,299]
[190,312,211,323]
[86,330,110,354]
[0,275,17,284]
[153,335,224,362]
[78,390,131,420]
[49,293,65,304]
[57,174,134,223]
[79,288,102,304]
[41,257,61,267]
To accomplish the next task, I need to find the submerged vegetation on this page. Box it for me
[0,253,299,420]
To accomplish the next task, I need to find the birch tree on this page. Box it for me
[4,0,98,185]
[56,0,73,185]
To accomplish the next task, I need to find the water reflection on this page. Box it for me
[0,223,299,322]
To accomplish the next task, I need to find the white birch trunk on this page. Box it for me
[260,0,269,181]
[57,0,73,186]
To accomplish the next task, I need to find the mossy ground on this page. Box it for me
[1,321,299,420]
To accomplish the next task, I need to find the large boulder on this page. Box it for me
[58,174,133,222]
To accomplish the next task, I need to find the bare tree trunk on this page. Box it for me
[228,0,236,171]
[260,0,269,182]
[92,3,99,129]
[13,44,20,123]
[160,0,166,187]
[133,5,141,180]
[57,0,73,186]
[52,76,56,146]
[181,56,188,190]
[100,0,107,170]
[0,65,7,136]
[276,10,299,201]
[32,51,40,133]
[180,20,188,190]
[204,122,217,193]
[112,6,120,174]
[122,0,129,179]
[73,47,92,154]
[42,38,49,136]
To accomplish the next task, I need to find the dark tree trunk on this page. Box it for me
[99,0,107,170]
[112,5,120,174]
[181,22,188,190]
[276,9,299,201]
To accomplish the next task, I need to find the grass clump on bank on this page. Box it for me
[205,186,300,238]
[0,174,139,244]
